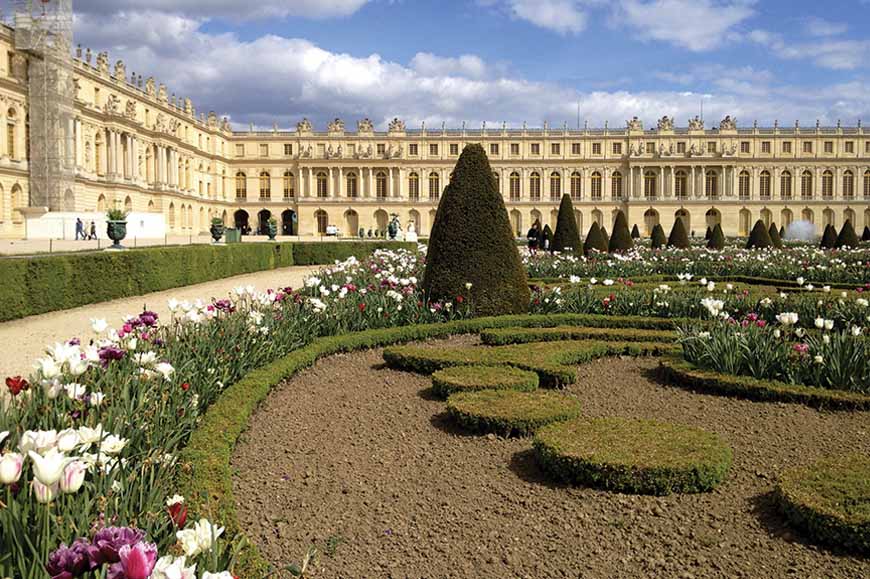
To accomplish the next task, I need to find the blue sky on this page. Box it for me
[26,0,870,129]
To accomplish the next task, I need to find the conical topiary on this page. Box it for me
[768,222,783,248]
[583,222,608,255]
[707,223,725,250]
[835,220,859,248]
[779,225,786,239]
[539,224,553,251]
[551,195,581,253]
[820,224,837,249]
[422,144,529,316]
[609,211,635,253]
[705,226,712,241]
[746,220,773,249]
[600,227,609,247]
[650,224,666,249]
[631,224,641,239]
[667,218,690,248]
[863,226,870,242]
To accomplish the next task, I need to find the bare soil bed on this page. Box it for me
[232,338,870,578]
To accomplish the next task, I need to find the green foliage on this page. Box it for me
[291,241,415,265]
[608,211,634,253]
[774,454,870,554]
[106,208,128,221]
[780,226,786,239]
[447,389,582,436]
[533,417,733,495]
[583,222,608,255]
[631,224,641,239]
[600,227,609,246]
[432,365,539,398]
[667,218,690,248]
[821,224,838,249]
[705,227,712,241]
[551,195,581,254]
[707,223,726,250]
[863,226,870,242]
[423,144,530,316]
[836,220,860,249]
[746,220,773,249]
[768,222,783,248]
[480,325,674,346]
[650,224,666,250]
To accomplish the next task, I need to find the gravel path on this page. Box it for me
[0,265,320,378]
[233,345,870,579]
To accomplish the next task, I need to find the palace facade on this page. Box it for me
[0,23,869,240]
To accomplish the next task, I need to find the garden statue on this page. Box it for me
[406,222,418,243]
[388,214,401,240]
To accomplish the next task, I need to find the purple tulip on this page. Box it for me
[98,346,126,366]
[137,311,158,328]
[90,527,144,564]
[46,539,91,578]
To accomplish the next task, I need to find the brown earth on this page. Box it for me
[232,339,870,579]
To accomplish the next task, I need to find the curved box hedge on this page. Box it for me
[446,389,581,436]
[431,365,539,398]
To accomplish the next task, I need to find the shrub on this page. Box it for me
[551,195,581,254]
[539,224,553,251]
[600,227,610,247]
[431,365,538,398]
[836,220,860,249]
[422,144,530,316]
[768,221,783,248]
[650,224,666,249]
[780,225,786,239]
[608,211,634,253]
[667,218,690,248]
[863,226,870,242]
[446,389,582,437]
[707,223,725,250]
[533,417,733,495]
[583,222,608,255]
[631,224,641,239]
[705,226,712,241]
[774,454,870,554]
[746,220,773,249]
[820,224,838,249]
[480,325,674,346]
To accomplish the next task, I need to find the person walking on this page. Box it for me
[89,220,97,240]
[75,218,84,240]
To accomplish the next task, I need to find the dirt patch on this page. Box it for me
[232,344,870,578]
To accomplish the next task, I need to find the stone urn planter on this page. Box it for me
[266,219,278,241]
[106,220,128,250]
[210,221,225,243]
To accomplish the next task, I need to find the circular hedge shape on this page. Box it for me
[533,417,732,495]
[775,454,869,554]
[431,365,538,399]
[446,390,581,437]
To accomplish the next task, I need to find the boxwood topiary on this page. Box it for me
[774,454,869,554]
[600,227,610,247]
[431,365,539,399]
[707,223,725,250]
[836,220,860,249]
[768,221,783,248]
[551,194,581,254]
[533,417,733,495]
[667,218,690,249]
[422,144,530,316]
[608,211,634,253]
[820,224,838,249]
[539,224,553,251]
[446,389,582,437]
[863,226,870,242]
[746,220,773,249]
[650,224,666,249]
[631,224,641,239]
[583,222,608,255]
[705,226,712,241]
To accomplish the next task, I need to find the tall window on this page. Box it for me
[591,172,602,201]
[408,172,419,200]
[644,171,657,200]
[821,170,833,199]
[529,172,541,201]
[376,171,388,199]
[316,171,328,198]
[801,170,813,200]
[235,172,246,199]
[675,170,687,199]
[611,172,623,200]
[510,172,521,201]
[283,171,295,199]
[259,171,271,200]
[6,109,15,160]
[864,170,870,199]
[347,172,358,198]
[493,171,500,193]
[843,171,854,200]
[781,171,792,200]
[705,170,718,199]
[315,210,328,234]
[570,172,582,201]
[738,171,750,200]
[429,172,440,201]
[549,172,561,201]
[759,171,771,200]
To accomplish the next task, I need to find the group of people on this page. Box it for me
[75,218,98,241]
[526,220,551,253]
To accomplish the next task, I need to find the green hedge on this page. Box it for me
[528,275,859,291]
[657,358,870,410]
[446,389,582,437]
[0,241,415,322]
[431,365,539,398]
[774,454,869,554]
[480,325,675,346]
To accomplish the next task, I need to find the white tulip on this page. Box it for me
[814,318,825,329]
[56,429,80,453]
[0,452,23,484]
[155,362,175,381]
[824,319,834,331]
[91,318,108,334]
[77,425,105,447]
[89,392,106,407]
[151,556,197,579]
[29,448,73,486]
[60,460,87,493]
[37,358,61,380]
[32,479,58,504]
[176,518,225,558]
[64,383,87,401]
[99,435,128,455]
[19,430,57,454]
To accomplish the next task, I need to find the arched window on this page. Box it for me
[739,209,752,236]
[408,172,419,200]
[376,171,388,199]
[509,172,520,201]
[168,203,176,229]
[705,170,718,199]
[259,171,271,200]
[549,172,561,201]
[780,171,792,200]
[801,170,813,200]
[864,170,870,200]
[429,172,440,201]
[843,170,854,200]
[235,172,246,199]
[675,170,687,199]
[821,170,833,199]
[759,171,771,200]
[643,209,659,236]
[738,170,751,200]
[347,172,358,198]
[644,171,657,200]
[316,171,328,198]
[97,194,106,213]
[283,171,295,199]
[6,108,16,160]
[611,172,623,200]
[591,172,602,201]
[315,210,329,234]
[529,172,541,201]
[570,172,582,200]
[124,196,132,213]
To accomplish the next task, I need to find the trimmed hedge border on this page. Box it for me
[529,275,861,291]
[431,365,538,398]
[447,389,582,437]
[774,454,870,555]
[0,241,414,322]
[657,357,870,410]
[480,325,675,346]
[533,417,733,496]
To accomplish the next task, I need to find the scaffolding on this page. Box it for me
[13,0,74,211]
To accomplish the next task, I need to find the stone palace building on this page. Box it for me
[0,23,869,240]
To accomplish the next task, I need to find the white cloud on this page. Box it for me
[410,53,488,79]
[804,17,848,37]
[73,0,371,20]
[507,0,588,34]
[749,29,870,70]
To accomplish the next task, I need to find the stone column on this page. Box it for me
[74,118,83,169]
[106,130,115,178]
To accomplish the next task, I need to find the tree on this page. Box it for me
[600,227,610,247]
[631,224,641,239]
[820,224,837,249]
[583,222,608,255]
[863,226,870,242]
[650,224,666,249]
[704,226,712,241]
[707,223,725,250]
[835,220,859,248]
[551,195,581,253]
[779,225,786,239]
[768,222,783,248]
[609,211,635,252]
[746,220,773,249]
[422,144,529,316]
[667,218,690,248]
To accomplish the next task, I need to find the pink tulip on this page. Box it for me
[113,542,157,579]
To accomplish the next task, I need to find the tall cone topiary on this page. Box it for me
[600,227,610,247]
[779,225,786,239]
[768,222,783,248]
[422,144,529,316]
[705,226,712,241]
[583,221,608,255]
[707,223,725,250]
[609,211,635,253]
[539,224,553,251]
[863,226,870,242]
[650,224,666,249]
[631,224,641,239]
[551,194,581,253]
[667,218,690,248]
[820,224,837,249]
[746,220,773,249]
[836,220,859,248]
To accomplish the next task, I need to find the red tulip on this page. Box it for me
[5,376,29,396]
[358,303,366,312]
[180,382,190,392]
[168,501,188,527]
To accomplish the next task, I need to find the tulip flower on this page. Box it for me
[32,478,58,504]
[166,495,188,527]
[151,556,197,579]
[91,318,109,333]
[60,460,87,493]
[29,448,74,486]
[202,573,234,579]
[176,518,225,557]
[0,431,7,446]
[56,428,80,453]
[5,376,29,396]
[0,452,23,484]
[112,542,158,579]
